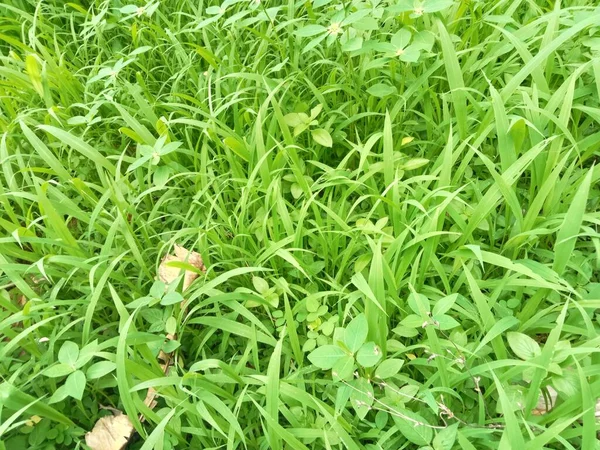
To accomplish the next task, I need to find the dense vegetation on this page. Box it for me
[1,0,600,449]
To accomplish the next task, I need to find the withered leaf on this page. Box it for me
[85,412,134,450]
[158,244,205,291]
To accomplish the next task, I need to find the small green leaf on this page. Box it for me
[306,296,320,313]
[291,183,303,199]
[48,385,70,404]
[342,36,363,52]
[408,293,430,316]
[321,321,334,336]
[375,358,404,379]
[366,83,397,97]
[350,378,373,419]
[311,128,332,147]
[507,332,541,360]
[153,165,172,188]
[310,104,323,119]
[432,294,458,316]
[252,276,269,294]
[393,409,433,446]
[44,364,75,378]
[433,314,460,330]
[65,370,86,400]
[296,25,327,37]
[58,341,79,366]
[161,291,184,305]
[165,316,177,335]
[302,338,316,353]
[400,314,425,328]
[283,112,309,127]
[356,342,382,367]
[86,361,117,379]
[375,410,388,428]
[344,314,368,353]
[433,423,458,450]
[307,345,346,369]
[162,339,181,353]
[150,280,166,298]
[332,355,355,381]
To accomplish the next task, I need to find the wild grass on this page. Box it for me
[1,0,600,449]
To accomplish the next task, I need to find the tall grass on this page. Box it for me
[1,0,600,449]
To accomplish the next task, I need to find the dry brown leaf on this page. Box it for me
[158,244,205,291]
[531,386,557,415]
[140,361,172,423]
[142,387,158,411]
[85,412,134,450]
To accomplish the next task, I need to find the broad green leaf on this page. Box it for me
[87,361,117,379]
[433,314,460,330]
[283,112,309,127]
[65,370,86,400]
[332,355,355,381]
[252,276,269,294]
[58,341,79,366]
[507,332,541,360]
[366,84,397,97]
[161,291,184,305]
[433,423,458,450]
[43,364,75,378]
[374,358,404,379]
[432,294,458,316]
[356,342,382,367]
[342,36,363,52]
[153,165,171,187]
[308,345,346,369]
[344,314,368,353]
[311,128,332,147]
[296,25,326,37]
[305,296,320,313]
[408,293,430,316]
[393,409,433,446]
[350,377,373,419]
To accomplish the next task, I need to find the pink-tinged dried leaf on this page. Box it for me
[158,244,205,291]
[596,398,600,418]
[85,412,134,450]
[531,386,557,415]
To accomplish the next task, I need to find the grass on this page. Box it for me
[1,0,600,448]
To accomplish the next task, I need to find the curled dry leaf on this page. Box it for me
[531,386,558,415]
[85,412,134,450]
[158,244,205,291]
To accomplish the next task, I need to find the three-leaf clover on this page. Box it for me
[307,314,382,379]
[127,135,182,173]
[284,104,332,147]
[389,29,422,62]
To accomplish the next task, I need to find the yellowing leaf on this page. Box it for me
[158,244,205,291]
[85,413,134,450]
[25,54,44,97]
[401,136,414,145]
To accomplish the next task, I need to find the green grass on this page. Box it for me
[1,0,600,449]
